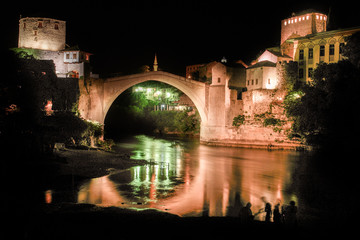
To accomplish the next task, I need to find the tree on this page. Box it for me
[285,61,360,149]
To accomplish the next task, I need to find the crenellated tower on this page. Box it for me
[280,11,327,45]
[18,17,66,51]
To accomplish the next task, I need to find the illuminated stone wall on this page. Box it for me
[18,17,66,51]
[280,12,327,44]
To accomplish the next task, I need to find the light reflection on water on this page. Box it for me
[77,135,300,219]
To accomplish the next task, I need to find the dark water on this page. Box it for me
[75,135,304,220]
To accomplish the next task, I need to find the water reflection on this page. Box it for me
[77,135,300,219]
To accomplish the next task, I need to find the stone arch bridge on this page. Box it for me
[79,70,236,142]
[78,69,299,149]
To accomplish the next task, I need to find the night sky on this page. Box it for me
[3,0,360,76]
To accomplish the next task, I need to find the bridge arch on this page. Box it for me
[102,71,208,125]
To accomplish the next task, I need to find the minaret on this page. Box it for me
[153,53,158,72]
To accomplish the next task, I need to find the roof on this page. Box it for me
[62,45,93,54]
[266,47,292,59]
[247,60,276,69]
[286,26,360,42]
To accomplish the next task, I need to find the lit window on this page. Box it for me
[284,21,287,26]
[295,18,297,23]
[299,49,304,60]
[299,17,301,22]
[329,44,335,55]
[316,15,319,19]
[302,16,305,20]
[320,16,323,20]
[306,15,309,20]
[308,48,313,59]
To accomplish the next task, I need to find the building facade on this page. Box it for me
[18,17,95,80]
[286,27,360,82]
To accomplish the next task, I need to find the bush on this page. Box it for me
[232,115,245,127]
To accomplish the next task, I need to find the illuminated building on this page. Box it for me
[280,10,360,82]
[17,17,97,80]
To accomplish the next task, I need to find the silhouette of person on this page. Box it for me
[283,200,297,227]
[273,203,282,224]
[239,202,253,224]
[265,202,272,222]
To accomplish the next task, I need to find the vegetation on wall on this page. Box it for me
[232,114,245,127]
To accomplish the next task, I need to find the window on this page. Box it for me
[255,79,258,85]
[38,21,43,28]
[73,53,77,60]
[329,44,335,55]
[66,53,70,59]
[268,79,271,84]
[217,77,221,83]
[54,23,59,30]
[320,45,325,57]
[23,22,26,29]
[247,80,250,85]
[308,48,313,59]
[299,49,304,60]
[251,79,254,85]
[299,69,304,79]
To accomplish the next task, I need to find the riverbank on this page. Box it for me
[18,202,348,239]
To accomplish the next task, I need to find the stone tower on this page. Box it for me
[280,11,327,44]
[18,17,66,51]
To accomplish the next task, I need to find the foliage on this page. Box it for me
[285,61,360,148]
[98,139,115,151]
[232,115,245,127]
[1,50,92,156]
[277,61,303,92]
[105,82,200,137]
[263,117,282,127]
[174,110,200,134]
[342,32,360,68]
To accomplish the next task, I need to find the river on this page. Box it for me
[76,135,304,220]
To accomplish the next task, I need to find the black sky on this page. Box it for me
[3,0,360,76]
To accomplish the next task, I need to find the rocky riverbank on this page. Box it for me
[54,147,148,179]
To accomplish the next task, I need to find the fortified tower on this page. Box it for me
[280,11,327,45]
[18,17,66,51]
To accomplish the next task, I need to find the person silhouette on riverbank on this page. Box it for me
[283,201,297,227]
[265,202,272,222]
[273,203,282,224]
[239,202,253,224]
